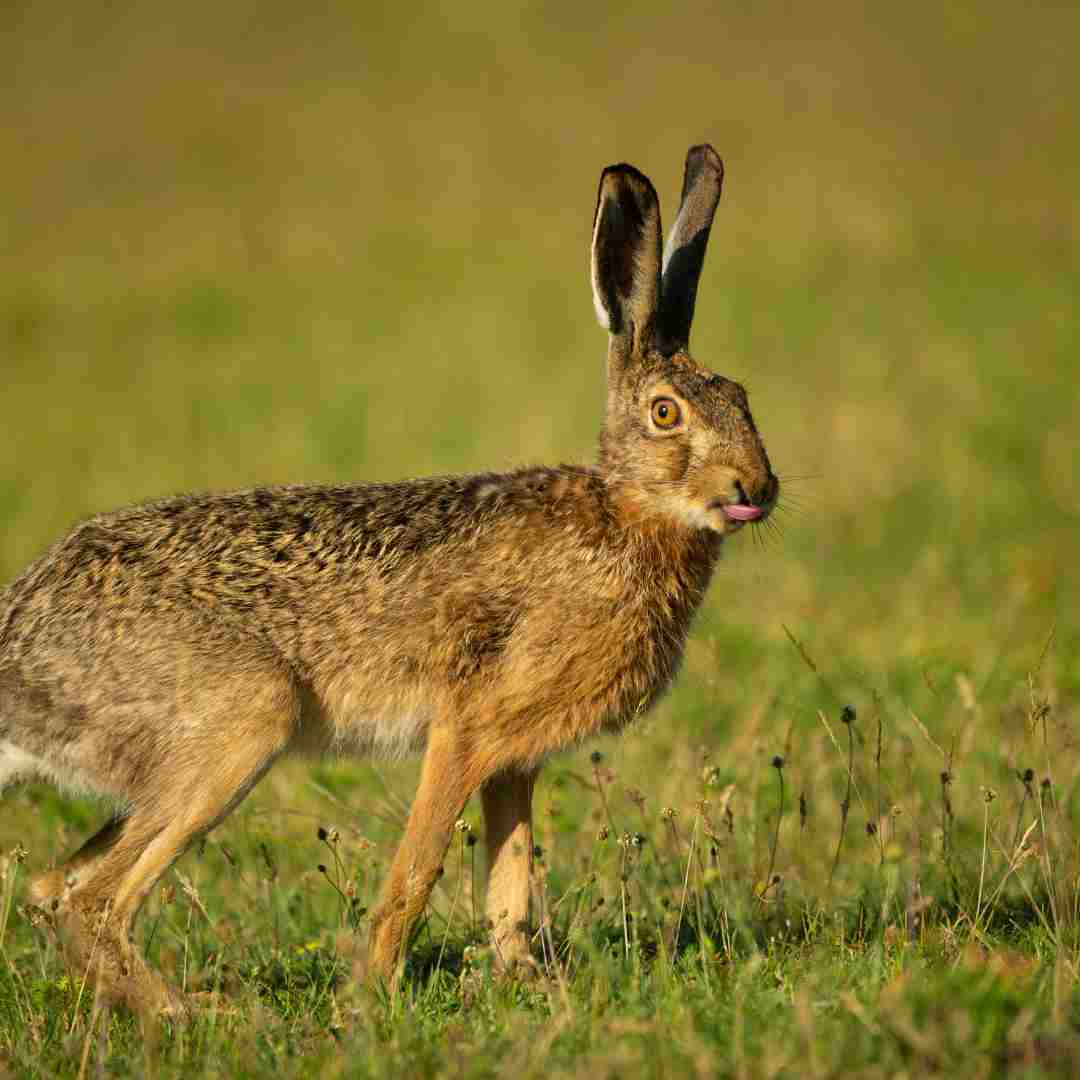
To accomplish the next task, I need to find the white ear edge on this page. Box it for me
[590,198,612,330]
[592,277,611,330]
[661,200,689,278]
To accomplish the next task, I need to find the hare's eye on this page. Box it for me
[650,398,681,429]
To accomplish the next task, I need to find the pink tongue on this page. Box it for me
[724,503,763,522]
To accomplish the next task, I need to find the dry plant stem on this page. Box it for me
[828,721,854,889]
[592,761,618,836]
[764,762,784,894]
[874,695,885,866]
[940,770,958,897]
[0,855,30,1031]
[182,890,194,996]
[536,877,551,974]
[982,819,1039,924]
[671,811,700,968]
[620,846,631,961]
[1011,778,1032,854]
[0,855,19,961]
[76,994,104,1080]
[469,841,477,938]
[1035,789,1061,932]
[693,855,711,990]
[635,803,674,893]
[975,798,991,932]
[432,833,466,987]
[1039,697,1057,814]
[69,903,112,1036]
[535,873,570,1007]
[1033,625,1057,809]
[782,624,839,702]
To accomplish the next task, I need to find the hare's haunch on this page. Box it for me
[0,145,777,1016]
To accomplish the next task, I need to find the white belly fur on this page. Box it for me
[295,682,433,762]
[0,739,107,797]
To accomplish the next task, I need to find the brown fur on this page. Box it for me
[0,145,777,1015]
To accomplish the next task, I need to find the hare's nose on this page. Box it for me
[756,474,780,507]
[736,476,777,508]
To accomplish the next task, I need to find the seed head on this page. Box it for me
[771,755,785,770]
[841,705,856,725]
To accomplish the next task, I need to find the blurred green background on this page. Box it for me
[2,4,1080,1073]
[1,0,1077,903]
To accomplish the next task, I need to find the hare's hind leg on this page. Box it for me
[481,769,536,970]
[52,672,299,1017]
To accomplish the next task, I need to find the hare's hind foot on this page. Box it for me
[45,900,188,1019]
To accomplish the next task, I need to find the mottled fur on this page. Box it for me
[0,145,777,1015]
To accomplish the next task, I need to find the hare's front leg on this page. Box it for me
[367,724,478,981]
[481,769,535,969]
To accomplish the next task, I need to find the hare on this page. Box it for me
[0,144,777,1016]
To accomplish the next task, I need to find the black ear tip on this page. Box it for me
[600,163,659,202]
[684,144,724,187]
[600,163,656,216]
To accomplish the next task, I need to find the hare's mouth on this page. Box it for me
[706,497,766,526]
[721,502,764,523]
[708,475,777,528]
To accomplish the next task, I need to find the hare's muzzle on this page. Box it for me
[708,472,779,526]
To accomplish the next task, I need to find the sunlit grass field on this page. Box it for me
[1,1,1078,1075]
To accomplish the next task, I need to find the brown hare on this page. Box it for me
[0,144,777,1016]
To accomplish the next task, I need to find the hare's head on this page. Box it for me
[591,145,778,536]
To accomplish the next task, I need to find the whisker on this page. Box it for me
[775,489,814,505]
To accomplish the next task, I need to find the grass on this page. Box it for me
[1,0,1079,1075]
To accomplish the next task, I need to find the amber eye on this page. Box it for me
[650,397,681,429]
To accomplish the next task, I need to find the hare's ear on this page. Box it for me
[590,164,662,354]
[656,144,724,352]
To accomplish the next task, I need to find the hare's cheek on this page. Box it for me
[646,436,691,485]
[653,491,721,532]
